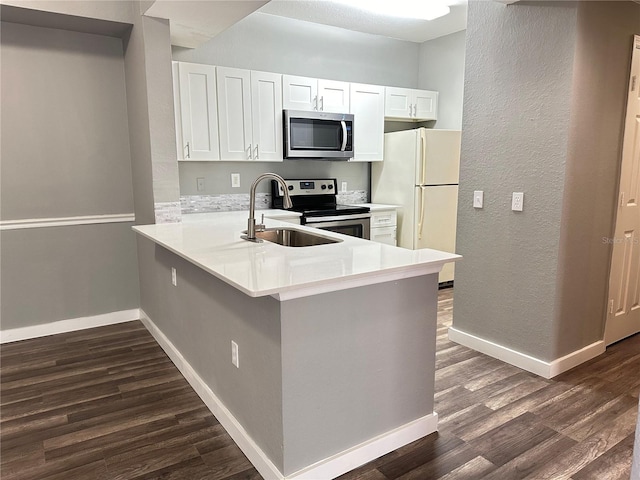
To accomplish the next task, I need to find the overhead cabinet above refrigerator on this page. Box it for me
[372,128,461,283]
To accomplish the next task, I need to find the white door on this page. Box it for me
[250,71,283,162]
[217,67,253,161]
[177,62,220,161]
[384,87,412,119]
[282,75,318,111]
[415,185,459,283]
[605,36,640,345]
[414,90,438,121]
[349,83,384,162]
[318,79,350,113]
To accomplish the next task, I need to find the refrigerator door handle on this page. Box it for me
[420,130,427,185]
[418,186,426,240]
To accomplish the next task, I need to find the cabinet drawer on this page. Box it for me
[371,210,397,227]
[370,226,397,246]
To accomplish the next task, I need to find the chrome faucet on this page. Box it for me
[242,173,293,242]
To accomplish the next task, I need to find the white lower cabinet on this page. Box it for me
[370,208,397,245]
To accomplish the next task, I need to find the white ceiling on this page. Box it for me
[257,0,468,43]
[145,0,468,48]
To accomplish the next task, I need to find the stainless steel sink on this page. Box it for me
[254,228,342,247]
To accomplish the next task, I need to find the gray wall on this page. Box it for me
[0,20,140,329]
[453,1,640,363]
[123,6,181,224]
[452,1,579,361]
[418,30,466,130]
[553,0,640,357]
[137,236,438,476]
[137,237,285,469]
[172,12,420,87]
[172,11,423,198]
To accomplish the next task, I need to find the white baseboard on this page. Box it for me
[0,309,140,344]
[140,309,439,480]
[286,413,438,480]
[548,340,605,378]
[448,327,605,379]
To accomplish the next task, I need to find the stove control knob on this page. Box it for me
[288,185,294,191]
[321,184,327,190]
[328,184,333,190]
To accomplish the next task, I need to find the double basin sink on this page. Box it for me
[252,228,342,247]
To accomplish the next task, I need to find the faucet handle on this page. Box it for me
[254,213,265,232]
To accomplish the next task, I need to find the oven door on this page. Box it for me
[303,214,370,240]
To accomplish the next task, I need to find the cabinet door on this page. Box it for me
[349,83,384,162]
[371,226,397,246]
[318,79,350,113]
[177,62,220,161]
[251,71,283,162]
[384,87,412,119]
[414,90,438,121]
[217,67,253,161]
[370,209,397,228]
[282,75,318,111]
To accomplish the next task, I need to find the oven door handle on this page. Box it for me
[305,213,371,223]
[340,121,347,151]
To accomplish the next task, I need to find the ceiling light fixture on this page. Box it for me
[333,0,451,21]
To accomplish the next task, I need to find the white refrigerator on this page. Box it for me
[371,128,461,283]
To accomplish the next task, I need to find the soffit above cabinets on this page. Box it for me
[143,0,269,48]
[257,0,468,44]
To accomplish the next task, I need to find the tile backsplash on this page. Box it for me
[181,190,368,215]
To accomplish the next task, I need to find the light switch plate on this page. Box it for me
[473,191,484,209]
[341,181,348,192]
[231,173,240,188]
[196,177,205,192]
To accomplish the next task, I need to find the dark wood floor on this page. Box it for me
[1,289,638,479]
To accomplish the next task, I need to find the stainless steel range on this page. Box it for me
[272,178,371,239]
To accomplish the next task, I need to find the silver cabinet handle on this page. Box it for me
[186,142,190,159]
[254,144,259,160]
[413,104,417,117]
[340,120,347,151]
[314,95,318,111]
[320,96,324,111]
[247,144,252,159]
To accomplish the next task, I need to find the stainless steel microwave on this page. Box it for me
[283,110,354,160]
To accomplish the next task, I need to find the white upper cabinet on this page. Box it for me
[217,67,283,162]
[250,71,283,162]
[282,75,318,111]
[175,62,220,161]
[217,67,253,161]
[318,79,350,114]
[385,87,438,121]
[349,83,384,162]
[283,75,349,113]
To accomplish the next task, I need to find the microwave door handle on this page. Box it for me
[340,120,347,151]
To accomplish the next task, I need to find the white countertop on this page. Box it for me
[134,211,459,300]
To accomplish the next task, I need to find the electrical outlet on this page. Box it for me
[196,177,205,192]
[231,341,239,368]
[341,181,348,192]
[171,267,177,286]
[512,192,524,212]
[231,173,240,188]
[473,191,484,209]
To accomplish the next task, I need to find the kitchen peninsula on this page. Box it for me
[133,212,459,480]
